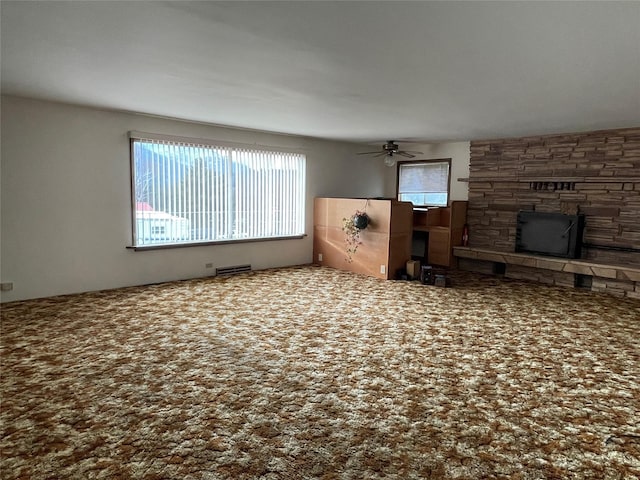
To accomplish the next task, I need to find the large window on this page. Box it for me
[130,132,306,248]
[397,159,451,207]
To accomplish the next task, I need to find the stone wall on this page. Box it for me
[467,127,640,268]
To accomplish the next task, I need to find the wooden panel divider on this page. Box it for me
[313,198,413,279]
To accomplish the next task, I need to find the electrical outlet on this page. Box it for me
[205,263,213,268]
[1,282,14,292]
[380,265,386,274]
[318,253,323,262]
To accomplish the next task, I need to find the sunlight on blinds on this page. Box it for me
[398,161,450,207]
[131,136,306,247]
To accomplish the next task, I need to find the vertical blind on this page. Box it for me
[131,134,306,247]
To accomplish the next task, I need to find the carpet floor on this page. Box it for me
[1,266,639,479]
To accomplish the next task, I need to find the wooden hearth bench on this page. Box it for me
[453,246,640,299]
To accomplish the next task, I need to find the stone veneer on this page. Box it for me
[461,127,640,297]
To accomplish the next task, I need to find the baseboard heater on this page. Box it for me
[215,264,252,276]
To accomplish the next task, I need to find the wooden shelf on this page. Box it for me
[412,201,468,267]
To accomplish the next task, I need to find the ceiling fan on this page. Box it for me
[358,140,423,167]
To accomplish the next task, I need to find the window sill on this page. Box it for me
[127,234,306,251]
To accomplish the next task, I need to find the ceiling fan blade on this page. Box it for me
[357,151,385,155]
[372,152,389,157]
[397,152,416,158]
[402,150,423,155]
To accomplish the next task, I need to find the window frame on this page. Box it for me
[128,131,307,250]
[395,158,452,208]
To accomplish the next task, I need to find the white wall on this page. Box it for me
[383,141,471,201]
[1,96,387,301]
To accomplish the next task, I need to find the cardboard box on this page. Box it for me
[406,260,420,280]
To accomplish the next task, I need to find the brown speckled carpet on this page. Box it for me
[1,266,639,479]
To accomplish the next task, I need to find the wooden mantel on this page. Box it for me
[313,198,414,279]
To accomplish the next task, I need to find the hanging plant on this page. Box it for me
[342,210,370,262]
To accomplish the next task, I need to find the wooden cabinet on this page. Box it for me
[413,201,468,267]
[314,198,414,279]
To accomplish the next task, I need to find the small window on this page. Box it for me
[130,132,306,248]
[397,159,451,207]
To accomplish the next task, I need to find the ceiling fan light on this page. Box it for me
[384,154,396,167]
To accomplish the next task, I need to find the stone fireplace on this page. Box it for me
[457,126,640,298]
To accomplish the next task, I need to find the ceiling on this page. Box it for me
[2,1,639,144]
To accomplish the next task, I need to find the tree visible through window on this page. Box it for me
[130,134,306,247]
[397,160,451,207]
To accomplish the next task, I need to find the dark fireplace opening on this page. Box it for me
[516,211,585,259]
